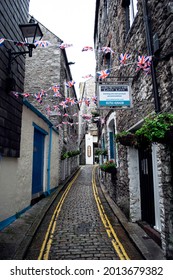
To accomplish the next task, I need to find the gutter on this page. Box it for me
[142,0,160,113]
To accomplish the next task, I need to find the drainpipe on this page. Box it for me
[142,0,160,113]
[47,125,53,195]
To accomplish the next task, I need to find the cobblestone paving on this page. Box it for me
[48,166,119,260]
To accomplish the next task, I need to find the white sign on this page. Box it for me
[99,84,131,108]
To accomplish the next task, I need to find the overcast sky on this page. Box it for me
[29,0,96,94]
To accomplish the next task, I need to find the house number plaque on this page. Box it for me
[87,145,91,157]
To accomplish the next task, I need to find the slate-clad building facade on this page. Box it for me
[0,0,30,157]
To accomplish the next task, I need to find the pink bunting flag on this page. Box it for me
[58,43,73,49]
[65,97,71,103]
[22,93,30,98]
[53,105,59,111]
[82,114,92,120]
[136,55,152,74]
[82,46,93,51]
[84,98,90,107]
[63,113,69,117]
[34,40,51,47]
[59,101,68,108]
[119,53,131,65]
[14,41,29,47]
[0,38,5,45]
[91,96,97,104]
[100,47,115,54]
[65,80,75,88]
[97,69,110,80]
[82,74,93,79]
[52,85,60,92]
[53,92,62,97]
[69,99,77,106]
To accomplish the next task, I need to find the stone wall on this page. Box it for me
[24,21,80,181]
[94,0,173,256]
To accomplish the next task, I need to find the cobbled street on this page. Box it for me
[25,166,143,260]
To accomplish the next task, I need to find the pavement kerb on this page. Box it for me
[13,167,80,260]
[97,170,166,260]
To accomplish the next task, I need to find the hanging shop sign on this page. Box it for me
[98,84,131,108]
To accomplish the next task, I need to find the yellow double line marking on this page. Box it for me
[38,166,129,260]
[92,166,130,260]
[38,170,81,260]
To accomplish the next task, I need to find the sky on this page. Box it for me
[29,0,96,95]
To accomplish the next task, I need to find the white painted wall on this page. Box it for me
[127,147,141,222]
[152,144,161,232]
[0,105,60,223]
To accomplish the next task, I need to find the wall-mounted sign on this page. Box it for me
[87,145,91,157]
[99,84,131,108]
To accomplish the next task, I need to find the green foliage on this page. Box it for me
[135,113,173,142]
[95,148,108,156]
[115,113,173,148]
[61,150,80,160]
[100,160,116,173]
[91,111,100,117]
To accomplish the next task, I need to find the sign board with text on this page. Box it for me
[98,84,131,108]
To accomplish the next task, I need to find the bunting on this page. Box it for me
[0,38,5,45]
[58,43,73,49]
[34,40,51,47]
[65,80,75,88]
[0,36,152,75]
[82,46,93,51]
[96,69,111,80]
[119,53,131,65]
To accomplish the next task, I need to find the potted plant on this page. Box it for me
[116,131,138,147]
[100,160,116,174]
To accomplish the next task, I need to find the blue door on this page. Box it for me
[32,128,45,196]
[109,132,115,159]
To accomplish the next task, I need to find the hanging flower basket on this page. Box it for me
[135,113,173,146]
[100,160,116,174]
[116,132,138,147]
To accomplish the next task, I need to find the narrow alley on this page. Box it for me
[24,166,143,260]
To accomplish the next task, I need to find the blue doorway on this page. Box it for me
[32,125,47,197]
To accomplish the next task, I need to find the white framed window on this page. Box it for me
[129,0,138,27]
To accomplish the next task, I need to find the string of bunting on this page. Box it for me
[0,37,152,77]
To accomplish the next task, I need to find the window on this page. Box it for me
[103,0,108,21]
[122,0,138,32]
[129,0,138,27]
[109,132,115,159]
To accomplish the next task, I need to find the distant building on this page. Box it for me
[78,77,98,165]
